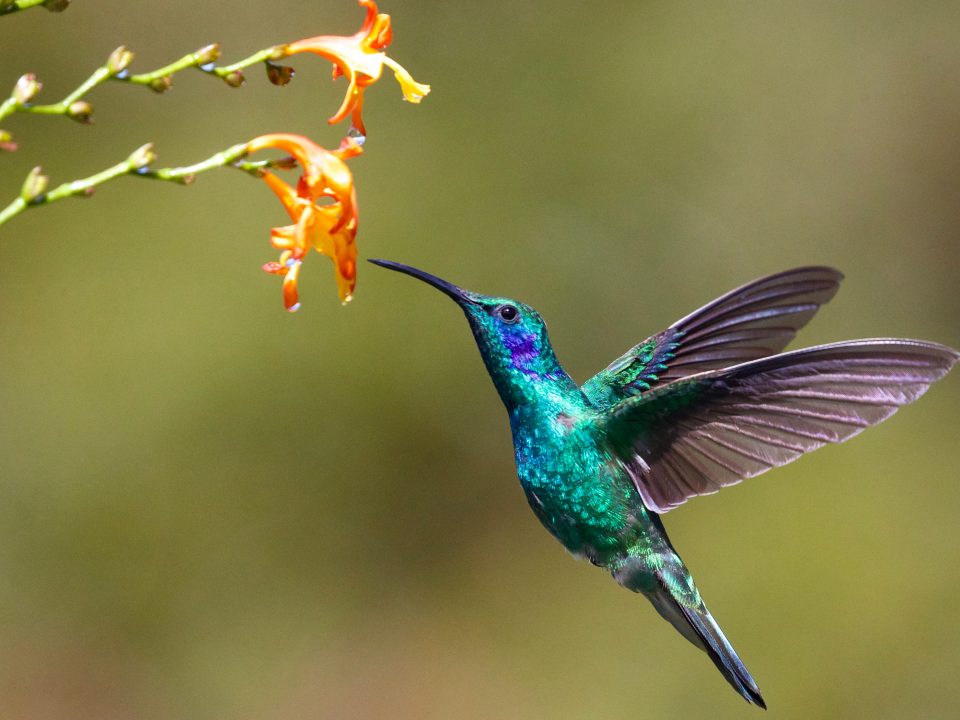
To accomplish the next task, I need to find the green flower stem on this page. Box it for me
[0,97,17,119]
[8,67,109,119]
[122,50,219,87]
[0,142,294,228]
[0,43,288,128]
[0,0,67,16]
[135,142,249,183]
[61,66,111,106]
[0,197,25,224]
[210,45,287,77]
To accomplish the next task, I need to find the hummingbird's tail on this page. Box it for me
[613,551,766,709]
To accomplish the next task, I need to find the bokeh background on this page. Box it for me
[1,2,959,718]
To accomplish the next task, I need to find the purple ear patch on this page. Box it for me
[503,326,540,375]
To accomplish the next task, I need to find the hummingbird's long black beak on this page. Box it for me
[368,259,477,305]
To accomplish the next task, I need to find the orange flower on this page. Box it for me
[283,0,430,135]
[247,134,361,311]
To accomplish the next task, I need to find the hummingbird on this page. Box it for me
[369,259,958,708]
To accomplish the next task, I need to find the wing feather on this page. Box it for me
[603,339,958,513]
[583,267,844,408]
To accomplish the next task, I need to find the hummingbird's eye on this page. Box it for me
[497,304,520,323]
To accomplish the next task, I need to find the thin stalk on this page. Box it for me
[0,142,294,228]
[0,43,288,129]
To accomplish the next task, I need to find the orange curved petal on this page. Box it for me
[358,0,379,35]
[269,224,298,250]
[326,68,362,129]
[259,171,302,221]
[249,132,361,308]
[249,134,359,208]
[282,259,302,312]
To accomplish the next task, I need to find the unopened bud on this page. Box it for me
[0,129,17,153]
[149,75,173,93]
[43,0,70,11]
[272,156,297,171]
[127,143,156,169]
[265,61,294,86]
[107,46,134,74]
[13,74,41,105]
[21,166,49,201]
[222,70,245,88]
[193,43,220,65]
[66,100,93,124]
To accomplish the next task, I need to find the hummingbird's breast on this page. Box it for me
[509,406,636,562]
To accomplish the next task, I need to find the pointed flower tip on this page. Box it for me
[398,77,430,103]
[337,135,365,157]
[281,259,302,311]
[383,57,430,104]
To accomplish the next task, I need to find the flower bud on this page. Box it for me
[66,100,93,124]
[127,143,156,169]
[265,61,294,86]
[21,167,49,201]
[13,74,41,105]
[107,46,134,74]
[194,43,220,65]
[222,70,245,88]
[149,75,173,93]
[272,156,298,171]
[0,129,17,153]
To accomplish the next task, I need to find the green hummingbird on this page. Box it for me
[370,259,958,708]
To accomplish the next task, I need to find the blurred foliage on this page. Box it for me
[1,2,958,719]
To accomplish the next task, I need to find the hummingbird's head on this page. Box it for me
[369,259,569,407]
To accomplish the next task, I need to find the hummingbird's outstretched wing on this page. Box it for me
[600,339,958,513]
[582,267,843,410]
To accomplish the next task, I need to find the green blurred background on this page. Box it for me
[1,2,959,718]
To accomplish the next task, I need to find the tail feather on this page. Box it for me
[614,554,765,708]
[671,596,766,709]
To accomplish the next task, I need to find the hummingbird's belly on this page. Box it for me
[515,444,634,562]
